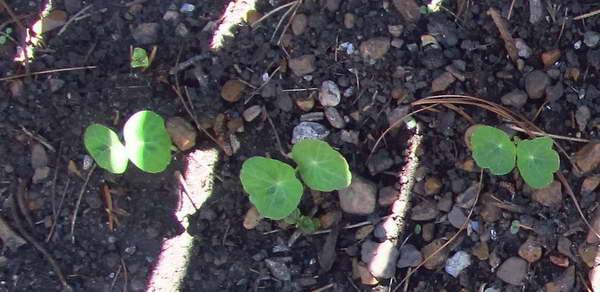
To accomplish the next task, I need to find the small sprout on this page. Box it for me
[292,139,351,191]
[0,35,7,46]
[0,27,13,46]
[414,224,422,235]
[510,220,520,234]
[131,47,150,69]
[296,216,320,234]
[471,125,516,175]
[84,110,173,174]
[240,157,303,220]
[516,137,560,189]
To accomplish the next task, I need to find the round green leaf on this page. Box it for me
[291,139,351,191]
[470,126,516,175]
[123,111,172,173]
[84,124,128,174]
[240,157,303,219]
[516,137,559,189]
[131,47,149,68]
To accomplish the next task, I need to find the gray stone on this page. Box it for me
[576,105,591,132]
[291,122,329,144]
[445,251,471,278]
[291,14,308,36]
[132,23,160,44]
[243,105,262,122]
[585,31,600,48]
[397,244,422,268]
[448,206,468,229]
[338,174,377,215]
[525,70,550,99]
[496,257,528,285]
[324,107,345,129]
[361,240,399,278]
[289,55,316,76]
[31,143,48,169]
[360,37,391,60]
[48,78,65,93]
[318,80,341,107]
[265,259,291,281]
[501,89,528,107]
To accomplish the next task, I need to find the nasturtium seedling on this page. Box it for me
[284,209,321,234]
[510,220,520,234]
[470,126,516,175]
[131,47,150,69]
[84,124,129,174]
[84,110,173,174]
[469,125,560,189]
[516,137,560,189]
[240,157,303,220]
[123,111,172,173]
[292,139,351,192]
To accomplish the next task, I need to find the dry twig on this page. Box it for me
[487,8,519,63]
[70,164,96,243]
[0,66,97,82]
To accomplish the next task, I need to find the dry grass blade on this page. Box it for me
[251,1,298,28]
[487,7,519,63]
[393,170,483,292]
[0,66,97,82]
[574,9,600,20]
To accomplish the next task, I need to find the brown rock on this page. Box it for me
[471,242,489,260]
[245,10,262,25]
[578,242,598,267]
[496,257,528,285]
[422,223,434,242]
[355,225,374,240]
[549,255,569,268]
[378,186,399,207]
[480,203,501,223]
[518,237,543,263]
[319,211,339,229]
[288,54,316,76]
[436,192,453,212]
[221,80,245,103]
[338,175,377,215]
[32,10,67,35]
[356,262,378,285]
[291,14,308,36]
[295,94,315,112]
[431,72,456,92]
[542,49,561,67]
[424,177,442,195]
[574,142,600,175]
[582,175,600,194]
[557,237,576,260]
[410,200,439,221]
[243,206,262,229]
[531,180,562,208]
[545,266,574,292]
[166,117,197,151]
[359,37,391,60]
[392,0,421,23]
[455,184,479,208]
[586,210,600,244]
[421,239,448,270]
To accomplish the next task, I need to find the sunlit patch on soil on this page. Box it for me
[147,149,218,292]
[210,0,257,50]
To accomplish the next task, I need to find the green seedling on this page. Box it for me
[420,0,444,14]
[131,47,150,69]
[240,139,351,221]
[84,110,172,174]
[510,219,520,234]
[284,209,320,234]
[470,125,559,189]
[0,27,14,46]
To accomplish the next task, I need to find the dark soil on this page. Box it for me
[1,0,600,291]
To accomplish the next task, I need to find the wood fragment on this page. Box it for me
[102,184,114,232]
[487,8,519,64]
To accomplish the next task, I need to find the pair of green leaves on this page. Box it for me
[84,111,172,174]
[0,27,13,46]
[470,126,559,189]
[240,139,351,220]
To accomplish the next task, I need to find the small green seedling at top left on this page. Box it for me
[131,47,150,69]
[84,110,172,174]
